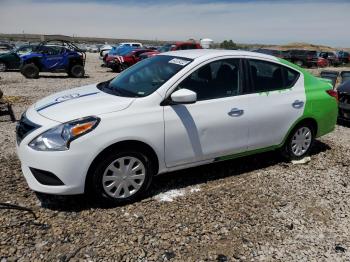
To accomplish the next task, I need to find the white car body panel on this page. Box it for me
[16,49,307,195]
[246,74,305,150]
[164,96,249,167]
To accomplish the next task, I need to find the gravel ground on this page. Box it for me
[1,54,350,261]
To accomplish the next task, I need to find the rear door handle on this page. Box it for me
[292,100,304,109]
[228,108,244,117]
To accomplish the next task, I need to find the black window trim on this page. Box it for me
[242,58,300,95]
[161,57,245,106]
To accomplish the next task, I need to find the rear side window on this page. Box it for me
[247,59,299,93]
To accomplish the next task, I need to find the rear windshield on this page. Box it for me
[98,55,193,97]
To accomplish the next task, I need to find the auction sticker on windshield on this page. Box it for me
[169,58,191,66]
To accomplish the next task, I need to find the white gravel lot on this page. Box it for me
[1,54,350,261]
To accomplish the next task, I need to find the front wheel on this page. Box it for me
[282,124,314,160]
[21,63,39,79]
[91,149,155,205]
[69,64,85,78]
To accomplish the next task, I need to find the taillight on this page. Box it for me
[326,89,338,102]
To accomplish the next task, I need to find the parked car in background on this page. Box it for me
[140,42,202,60]
[336,51,350,64]
[253,49,284,58]
[103,45,136,65]
[320,70,339,88]
[20,40,86,79]
[0,43,14,54]
[16,49,338,204]
[338,80,350,122]
[317,57,329,68]
[87,45,99,53]
[319,51,341,66]
[118,42,143,48]
[0,44,37,71]
[341,71,350,84]
[99,44,113,60]
[100,43,143,61]
[288,50,318,67]
[107,48,154,72]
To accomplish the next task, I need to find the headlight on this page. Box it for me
[29,116,100,151]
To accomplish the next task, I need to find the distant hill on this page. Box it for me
[1,33,349,51]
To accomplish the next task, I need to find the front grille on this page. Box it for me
[16,113,41,145]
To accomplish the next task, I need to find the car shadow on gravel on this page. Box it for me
[37,140,331,211]
[337,120,350,128]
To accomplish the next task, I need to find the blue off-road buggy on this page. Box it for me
[20,40,86,79]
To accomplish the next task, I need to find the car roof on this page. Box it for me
[159,49,279,61]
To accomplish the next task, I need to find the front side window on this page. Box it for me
[247,59,299,93]
[177,59,241,101]
[98,55,193,97]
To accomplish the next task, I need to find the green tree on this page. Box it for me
[220,40,239,50]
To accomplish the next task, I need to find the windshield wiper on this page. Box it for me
[97,80,143,97]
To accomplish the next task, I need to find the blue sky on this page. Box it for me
[0,0,349,47]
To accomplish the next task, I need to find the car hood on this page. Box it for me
[35,84,135,122]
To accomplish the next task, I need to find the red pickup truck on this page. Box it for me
[107,49,153,72]
[139,42,202,60]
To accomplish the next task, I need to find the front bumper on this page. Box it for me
[17,143,92,195]
[16,108,96,195]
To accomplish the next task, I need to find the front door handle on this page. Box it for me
[228,108,244,117]
[292,100,304,109]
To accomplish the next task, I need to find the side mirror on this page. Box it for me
[170,89,197,104]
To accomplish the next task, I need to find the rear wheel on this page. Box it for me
[0,62,6,72]
[21,63,39,79]
[111,64,121,73]
[90,148,155,205]
[282,123,315,160]
[120,63,129,71]
[69,64,85,78]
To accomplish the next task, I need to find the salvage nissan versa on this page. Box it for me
[16,50,338,204]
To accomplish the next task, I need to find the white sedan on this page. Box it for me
[16,49,338,204]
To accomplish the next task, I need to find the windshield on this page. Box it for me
[98,55,193,97]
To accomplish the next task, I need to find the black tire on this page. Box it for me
[0,62,6,72]
[21,63,39,79]
[120,63,129,72]
[111,64,121,73]
[90,148,155,205]
[69,64,85,78]
[282,122,315,161]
